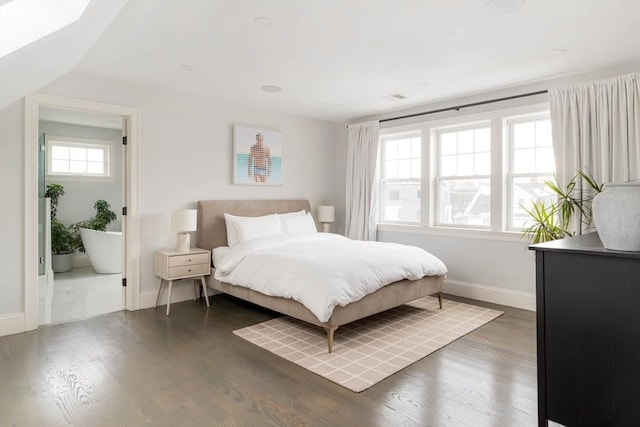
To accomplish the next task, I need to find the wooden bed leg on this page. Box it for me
[437,293,443,309]
[325,326,338,353]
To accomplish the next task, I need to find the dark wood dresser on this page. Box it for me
[530,233,640,427]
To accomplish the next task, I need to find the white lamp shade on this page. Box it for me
[317,205,335,223]
[171,209,197,233]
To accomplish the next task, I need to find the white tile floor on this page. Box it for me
[38,266,124,325]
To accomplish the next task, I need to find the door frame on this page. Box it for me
[24,93,141,330]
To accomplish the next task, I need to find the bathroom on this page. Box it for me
[38,107,125,325]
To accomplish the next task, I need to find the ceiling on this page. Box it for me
[6,1,640,123]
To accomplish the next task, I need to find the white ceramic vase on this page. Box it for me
[592,182,640,251]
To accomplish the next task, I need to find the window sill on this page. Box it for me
[377,223,528,243]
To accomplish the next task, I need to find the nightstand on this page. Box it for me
[154,247,211,315]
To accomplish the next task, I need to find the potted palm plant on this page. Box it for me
[521,170,604,244]
[45,183,77,272]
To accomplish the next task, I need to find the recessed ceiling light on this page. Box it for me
[261,85,282,93]
[254,16,272,25]
[484,0,525,15]
[178,64,192,71]
[547,49,567,55]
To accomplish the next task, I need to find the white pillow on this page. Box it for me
[280,212,317,234]
[224,210,305,246]
[279,209,306,218]
[228,213,282,245]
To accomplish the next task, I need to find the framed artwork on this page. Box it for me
[233,125,283,185]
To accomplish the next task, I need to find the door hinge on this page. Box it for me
[122,136,128,145]
[122,207,127,216]
[122,278,127,287]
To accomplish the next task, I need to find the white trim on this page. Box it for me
[0,313,26,337]
[443,278,535,311]
[24,93,141,333]
[138,278,535,316]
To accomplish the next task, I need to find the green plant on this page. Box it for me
[45,183,78,255]
[44,183,65,219]
[521,170,605,244]
[72,200,118,252]
[50,218,77,255]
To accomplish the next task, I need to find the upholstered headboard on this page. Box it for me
[196,199,312,250]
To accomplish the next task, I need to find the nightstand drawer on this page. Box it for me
[168,253,209,267]
[168,263,209,278]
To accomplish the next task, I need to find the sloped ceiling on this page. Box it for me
[0,0,127,111]
[3,1,639,122]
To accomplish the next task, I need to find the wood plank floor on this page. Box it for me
[0,294,537,426]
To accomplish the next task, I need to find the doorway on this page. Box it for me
[38,107,125,324]
[24,93,140,330]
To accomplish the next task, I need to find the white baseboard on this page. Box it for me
[139,280,215,310]
[0,313,25,337]
[443,279,535,311]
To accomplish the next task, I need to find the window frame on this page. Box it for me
[45,135,114,182]
[434,121,492,229]
[378,130,422,224]
[505,112,554,231]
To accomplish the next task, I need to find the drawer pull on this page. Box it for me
[188,259,191,262]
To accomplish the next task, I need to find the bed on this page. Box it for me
[196,199,446,353]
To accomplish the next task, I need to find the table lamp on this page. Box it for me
[317,205,335,233]
[171,209,197,252]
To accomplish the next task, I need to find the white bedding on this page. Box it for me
[214,233,447,323]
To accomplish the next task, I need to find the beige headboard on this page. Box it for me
[196,199,312,250]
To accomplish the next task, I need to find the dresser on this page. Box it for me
[154,247,211,315]
[530,233,640,427]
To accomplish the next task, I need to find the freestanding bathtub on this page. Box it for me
[80,228,122,274]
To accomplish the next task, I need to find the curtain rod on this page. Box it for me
[378,89,549,124]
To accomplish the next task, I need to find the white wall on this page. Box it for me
[0,72,343,330]
[0,100,25,319]
[347,62,640,311]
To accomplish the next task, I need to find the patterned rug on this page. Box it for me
[233,297,503,392]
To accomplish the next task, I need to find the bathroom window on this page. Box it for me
[46,135,112,180]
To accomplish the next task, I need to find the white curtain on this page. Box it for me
[550,72,640,186]
[345,120,379,241]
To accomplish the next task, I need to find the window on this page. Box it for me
[507,114,555,229]
[46,136,111,179]
[376,103,555,237]
[379,133,421,222]
[436,124,491,228]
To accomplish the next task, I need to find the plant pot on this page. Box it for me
[592,182,640,251]
[52,253,73,273]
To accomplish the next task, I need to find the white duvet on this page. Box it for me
[214,233,447,323]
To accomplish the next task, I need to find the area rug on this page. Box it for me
[233,296,503,392]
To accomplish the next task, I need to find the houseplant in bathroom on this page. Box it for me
[45,183,77,273]
[72,200,118,252]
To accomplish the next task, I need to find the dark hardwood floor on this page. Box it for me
[0,294,537,426]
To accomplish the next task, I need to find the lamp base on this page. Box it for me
[176,232,191,252]
[321,222,331,233]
